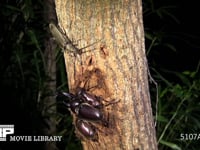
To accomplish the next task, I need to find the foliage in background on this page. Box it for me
[151,64,200,150]
[0,0,80,149]
[0,0,45,125]
[0,1,46,149]
[0,0,199,150]
[144,0,200,150]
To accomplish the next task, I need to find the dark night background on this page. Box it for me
[145,1,200,71]
[0,0,200,150]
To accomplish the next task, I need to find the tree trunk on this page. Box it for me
[42,0,58,149]
[54,0,157,149]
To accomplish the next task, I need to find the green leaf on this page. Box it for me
[160,140,182,150]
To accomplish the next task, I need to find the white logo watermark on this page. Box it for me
[0,125,14,141]
[0,124,62,142]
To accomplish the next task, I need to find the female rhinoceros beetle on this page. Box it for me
[76,119,98,141]
[58,91,80,113]
[76,88,119,108]
[76,88,103,108]
[57,88,103,109]
[57,90,108,127]
[75,103,108,126]
[56,88,118,141]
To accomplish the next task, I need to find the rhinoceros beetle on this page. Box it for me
[58,88,102,109]
[77,88,119,108]
[57,89,108,126]
[56,88,118,141]
[75,103,108,126]
[76,119,98,141]
[57,91,80,113]
[76,88,103,108]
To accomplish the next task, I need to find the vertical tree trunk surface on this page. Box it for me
[55,0,157,149]
[43,0,58,149]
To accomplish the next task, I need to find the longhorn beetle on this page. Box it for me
[49,23,100,55]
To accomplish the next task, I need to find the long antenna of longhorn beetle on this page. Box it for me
[49,23,100,55]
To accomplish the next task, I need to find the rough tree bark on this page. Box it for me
[54,0,157,149]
